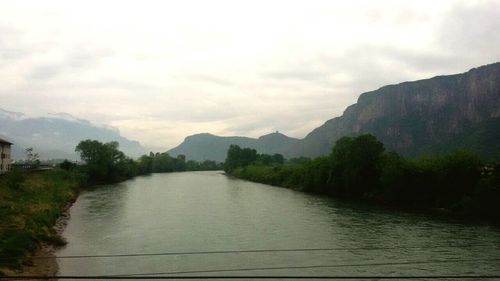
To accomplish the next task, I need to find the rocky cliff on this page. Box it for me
[289,62,500,159]
[167,62,500,161]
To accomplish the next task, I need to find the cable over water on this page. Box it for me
[108,257,500,277]
[1,244,496,260]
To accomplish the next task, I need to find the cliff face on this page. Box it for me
[167,62,500,161]
[289,62,500,158]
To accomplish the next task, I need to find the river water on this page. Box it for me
[57,171,500,279]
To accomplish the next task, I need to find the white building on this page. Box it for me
[0,138,12,174]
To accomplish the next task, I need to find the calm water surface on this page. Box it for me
[57,171,500,278]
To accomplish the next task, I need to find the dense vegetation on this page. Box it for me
[0,139,222,274]
[0,170,81,272]
[224,144,284,172]
[226,134,500,222]
[72,139,222,184]
[137,152,222,175]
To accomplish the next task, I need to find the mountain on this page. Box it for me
[168,62,500,161]
[167,132,299,162]
[0,109,146,160]
[287,62,500,159]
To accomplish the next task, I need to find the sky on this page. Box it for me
[1,0,499,151]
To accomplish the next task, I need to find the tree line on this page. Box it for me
[62,139,222,184]
[224,144,284,172]
[225,134,500,222]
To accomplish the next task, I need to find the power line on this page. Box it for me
[2,275,500,280]
[2,244,496,260]
[109,257,500,277]
[3,258,500,280]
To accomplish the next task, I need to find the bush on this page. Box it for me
[0,229,37,268]
[5,170,26,190]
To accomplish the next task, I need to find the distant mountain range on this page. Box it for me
[0,109,146,160]
[3,62,498,162]
[167,132,298,162]
[168,62,500,161]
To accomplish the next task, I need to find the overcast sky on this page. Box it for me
[1,0,499,151]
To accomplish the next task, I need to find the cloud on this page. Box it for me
[438,1,500,59]
[182,74,234,87]
[0,0,499,151]
[29,64,63,80]
[0,24,32,62]
[67,46,115,69]
[26,46,116,80]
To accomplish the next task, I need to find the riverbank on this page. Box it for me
[0,169,80,277]
[21,243,58,279]
[225,135,500,224]
[0,243,58,280]
[229,161,500,223]
[0,166,222,277]
[19,199,74,279]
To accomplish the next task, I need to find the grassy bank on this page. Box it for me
[0,169,82,273]
[227,135,500,223]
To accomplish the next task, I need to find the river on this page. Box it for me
[57,171,500,278]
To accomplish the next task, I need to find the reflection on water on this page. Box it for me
[57,171,500,278]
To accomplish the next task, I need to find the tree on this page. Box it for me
[330,134,385,197]
[379,151,413,203]
[258,154,273,165]
[75,140,132,182]
[151,153,176,172]
[224,145,258,172]
[410,149,482,208]
[24,147,40,168]
[186,160,200,171]
[302,156,331,193]
[137,154,153,174]
[225,144,242,172]
[59,160,77,171]
[272,154,284,165]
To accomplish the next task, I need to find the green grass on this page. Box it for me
[232,164,306,190]
[0,169,79,271]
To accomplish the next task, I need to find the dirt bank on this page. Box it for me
[21,243,59,280]
[17,199,73,280]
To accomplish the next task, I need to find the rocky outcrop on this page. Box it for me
[167,62,500,161]
[288,62,500,158]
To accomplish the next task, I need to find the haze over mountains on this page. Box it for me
[3,62,498,162]
[0,108,146,160]
[169,62,500,161]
